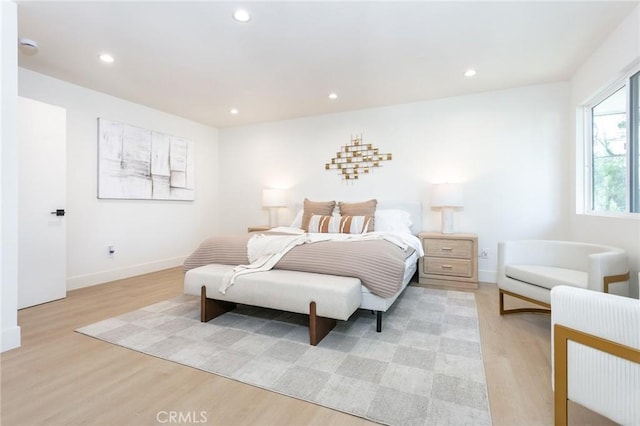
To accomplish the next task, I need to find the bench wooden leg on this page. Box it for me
[201,285,236,322]
[309,301,336,346]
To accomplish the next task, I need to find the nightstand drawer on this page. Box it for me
[247,226,271,232]
[423,238,473,259]
[423,257,473,278]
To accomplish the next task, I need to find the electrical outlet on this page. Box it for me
[479,248,489,259]
[108,245,115,257]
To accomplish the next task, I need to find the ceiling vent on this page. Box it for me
[18,38,39,55]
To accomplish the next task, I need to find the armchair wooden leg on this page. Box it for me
[553,323,640,426]
[603,271,630,293]
[499,289,550,315]
[554,324,569,426]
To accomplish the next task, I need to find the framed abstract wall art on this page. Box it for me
[97,118,195,200]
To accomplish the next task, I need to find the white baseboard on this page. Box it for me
[479,269,497,284]
[1,326,21,353]
[67,256,187,291]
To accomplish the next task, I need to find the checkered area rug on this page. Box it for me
[76,286,491,425]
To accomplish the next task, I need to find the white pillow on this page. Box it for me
[375,209,413,234]
[290,209,304,228]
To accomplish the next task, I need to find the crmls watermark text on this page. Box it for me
[156,411,208,424]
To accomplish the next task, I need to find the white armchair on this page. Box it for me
[498,240,629,314]
[551,285,640,426]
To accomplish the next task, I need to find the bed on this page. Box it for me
[183,200,423,333]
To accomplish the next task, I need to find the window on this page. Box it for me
[586,69,640,214]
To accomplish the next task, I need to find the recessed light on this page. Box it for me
[233,9,251,22]
[464,69,476,77]
[99,53,115,64]
[328,93,338,100]
[230,108,239,115]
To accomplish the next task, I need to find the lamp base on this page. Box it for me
[440,208,455,234]
[268,208,278,228]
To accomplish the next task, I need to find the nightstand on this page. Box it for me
[247,226,271,232]
[418,232,478,289]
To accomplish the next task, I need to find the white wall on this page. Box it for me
[1,0,21,352]
[19,69,220,290]
[570,6,640,298]
[219,82,571,282]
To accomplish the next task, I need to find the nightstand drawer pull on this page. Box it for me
[441,264,453,269]
[441,247,453,251]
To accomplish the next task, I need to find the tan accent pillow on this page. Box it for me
[308,215,372,234]
[339,199,377,232]
[302,198,336,231]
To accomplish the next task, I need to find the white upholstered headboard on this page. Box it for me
[377,202,422,235]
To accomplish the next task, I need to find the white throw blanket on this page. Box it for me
[219,234,307,293]
[219,229,412,294]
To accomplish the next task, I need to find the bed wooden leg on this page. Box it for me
[200,285,236,323]
[309,301,336,346]
[376,311,382,332]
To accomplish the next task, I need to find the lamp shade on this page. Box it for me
[262,189,287,207]
[431,183,464,208]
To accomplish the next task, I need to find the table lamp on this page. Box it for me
[431,183,464,234]
[262,189,287,228]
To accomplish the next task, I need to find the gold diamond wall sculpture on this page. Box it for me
[325,134,392,181]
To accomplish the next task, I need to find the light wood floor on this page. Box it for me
[1,268,614,426]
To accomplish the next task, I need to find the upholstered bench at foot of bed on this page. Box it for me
[184,264,362,346]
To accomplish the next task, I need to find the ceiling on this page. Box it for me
[17,1,637,128]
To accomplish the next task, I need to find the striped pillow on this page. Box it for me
[339,199,377,232]
[308,215,372,234]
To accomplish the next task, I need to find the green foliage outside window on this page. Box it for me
[593,154,626,211]
[591,87,628,212]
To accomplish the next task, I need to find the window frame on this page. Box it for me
[629,72,639,213]
[583,66,640,217]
